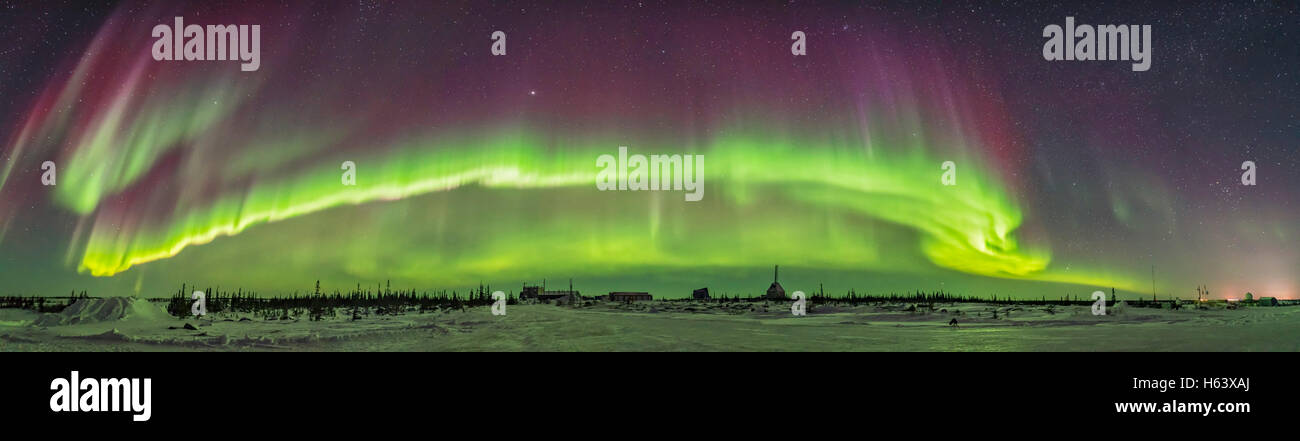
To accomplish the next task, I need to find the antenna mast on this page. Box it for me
[1151,265,1156,301]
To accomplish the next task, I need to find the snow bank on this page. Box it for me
[33,297,172,326]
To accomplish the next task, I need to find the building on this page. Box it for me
[608,292,652,302]
[1257,297,1279,306]
[520,279,580,303]
[692,288,710,300]
[765,265,786,299]
[520,285,540,300]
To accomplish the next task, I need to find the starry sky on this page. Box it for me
[0,1,1296,300]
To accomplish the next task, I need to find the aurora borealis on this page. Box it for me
[1,1,1296,300]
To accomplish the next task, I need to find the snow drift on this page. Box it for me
[34,297,172,326]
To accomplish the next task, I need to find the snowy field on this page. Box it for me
[2,297,1299,351]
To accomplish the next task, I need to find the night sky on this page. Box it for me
[0,1,1296,300]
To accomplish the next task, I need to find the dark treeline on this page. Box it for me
[802,289,1195,307]
[0,291,90,313]
[164,280,509,320]
[808,290,1135,306]
[665,289,1137,306]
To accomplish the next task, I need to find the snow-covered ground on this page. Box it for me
[2,298,1298,351]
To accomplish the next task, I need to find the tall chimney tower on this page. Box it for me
[774,265,779,283]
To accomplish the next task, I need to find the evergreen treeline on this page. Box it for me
[0,283,1196,317]
[663,289,1141,306]
[164,280,509,320]
[805,290,1120,306]
[0,291,89,313]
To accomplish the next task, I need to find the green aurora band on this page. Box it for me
[55,109,1142,292]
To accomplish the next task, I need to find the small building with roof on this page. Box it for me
[608,292,652,302]
[765,265,786,300]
